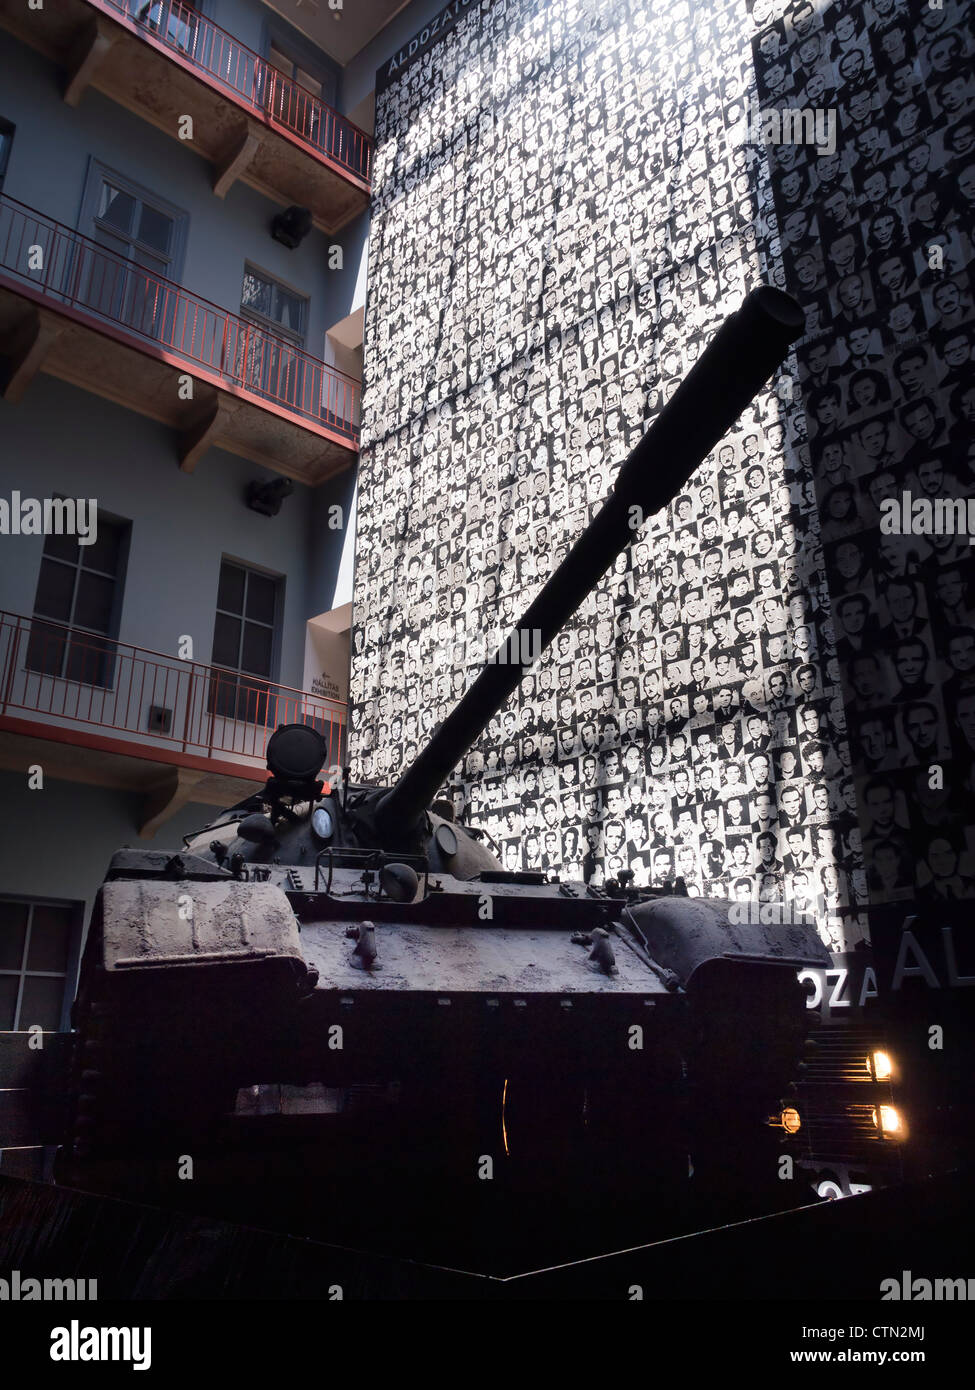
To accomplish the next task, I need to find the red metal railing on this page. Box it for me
[85,0,372,182]
[0,610,347,773]
[0,194,360,439]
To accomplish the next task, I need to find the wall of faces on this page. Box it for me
[757,0,975,911]
[351,0,972,948]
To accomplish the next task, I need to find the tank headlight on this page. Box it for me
[873,1104,903,1137]
[780,1106,801,1134]
[870,1050,893,1081]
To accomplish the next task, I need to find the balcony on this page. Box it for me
[0,0,371,232]
[0,195,359,483]
[0,609,347,835]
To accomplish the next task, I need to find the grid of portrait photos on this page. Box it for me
[348,0,901,953]
[755,0,975,906]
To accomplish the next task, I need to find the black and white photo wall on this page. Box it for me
[350,0,973,949]
[756,0,975,912]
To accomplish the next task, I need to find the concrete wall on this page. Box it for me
[307,465,358,619]
[0,769,210,933]
[0,376,320,687]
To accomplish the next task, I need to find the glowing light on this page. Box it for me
[501,1078,509,1156]
[780,1106,801,1134]
[870,1050,893,1081]
[873,1104,903,1136]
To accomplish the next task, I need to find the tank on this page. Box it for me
[60,287,831,1264]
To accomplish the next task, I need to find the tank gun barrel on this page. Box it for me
[376,285,804,835]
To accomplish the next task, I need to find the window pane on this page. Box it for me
[241,621,273,676]
[25,621,67,677]
[43,529,80,564]
[82,518,123,576]
[274,287,304,333]
[241,271,273,319]
[209,671,240,719]
[98,183,135,233]
[19,975,64,1032]
[34,559,76,622]
[212,612,241,668]
[245,572,276,624]
[0,976,18,1031]
[217,563,246,615]
[237,680,270,726]
[268,43,293,74]
[73,570,115,632]
[65,634,113,688]
[0,901,28,971]
[27,906,71,973]
[296,68,322,98]
[137,203,173,254]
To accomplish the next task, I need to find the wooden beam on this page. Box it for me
[178,398,230,473]
[139,767,207,839]
[213,128,261,199]
[1,312,64,403]
[63,19,119,108]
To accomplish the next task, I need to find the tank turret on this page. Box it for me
[60,288,831,1264]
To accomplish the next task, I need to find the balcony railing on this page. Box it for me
[87,0,371,182]
[0,610,347,775]
[0,195,360,440]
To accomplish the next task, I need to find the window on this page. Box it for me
[268,42,324,103]
[0,899,82,1032]
[133,0,201,54]
[78,163,187,339]
[240,266,306,342]
[238,265,308,407]
[0,119,14,192]
[26,512,129,687]
[263,36,335,142]
[209,560,282,723]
